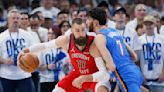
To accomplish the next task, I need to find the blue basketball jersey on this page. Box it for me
[99,28,143,91]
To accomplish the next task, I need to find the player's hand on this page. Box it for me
[17,51,25,65]
[48,63,56,70]
[72,76,84,89]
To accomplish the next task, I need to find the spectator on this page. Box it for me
[135,23,146,36]
[34,11,45,27]
[69,2,79,13]
[59,21,71,35]
[17,0,31,13]
[59,0,70,11]
[71,10,78,21]
[0,9,35,92]
[42,11,53,29]
[126,4,147,30]
[77,7,88,22]
[53,0,60,9]
[139,15,164,92]
[31,0,60,25]
[51,25,62,39]
[80,0,94,10]
[28,13,48,43]
[56,10,69,26]
[108,0,121,16]
[20,12,29,31]
[31,0,40,10]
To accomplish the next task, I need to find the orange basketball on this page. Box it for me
[19,53,39,73]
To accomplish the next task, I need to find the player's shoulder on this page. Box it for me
[90,39,101,57]
[56,34,70,44]
[95,33,105,40]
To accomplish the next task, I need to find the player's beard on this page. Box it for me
[74,36,88,46]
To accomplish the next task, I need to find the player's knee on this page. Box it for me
[52,85,65,92]
[97,86,109,92]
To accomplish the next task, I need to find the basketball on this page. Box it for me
[18,53,39,73]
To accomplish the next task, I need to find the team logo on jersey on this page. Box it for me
[71,47,75,52]
[72,53,90,61]
[83,52,89,54]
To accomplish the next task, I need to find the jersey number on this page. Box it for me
[116,40,124,56]
[77,60,86,69]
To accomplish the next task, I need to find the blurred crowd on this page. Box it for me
[0,0,164,92]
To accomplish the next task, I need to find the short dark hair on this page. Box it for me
[20,12,29,17]
[88,7,107,25]
[29,13,41,21]
[72,18,85,25]
[97,1,109,8]
[59,21,71,28]
[161,16,164,21]
[77,7,88,15]
[57,10,69,17]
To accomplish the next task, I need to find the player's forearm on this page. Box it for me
[92,57,110,82]
[124,42,138,61]
[92,71,109,82]
[82,75,93,82]
[101,51,116,71]
[81,70,109,83]
[26,40,58,53]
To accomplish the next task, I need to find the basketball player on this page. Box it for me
[139,15,164,92]
[85,7,144,92]
[18,18,110,92]
[0,9,35,92]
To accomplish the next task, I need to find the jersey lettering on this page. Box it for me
[142,43,161,70]
[6,38,26,65]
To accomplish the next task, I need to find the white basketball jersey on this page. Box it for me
[139,34,164,80]
[0,29,34,80]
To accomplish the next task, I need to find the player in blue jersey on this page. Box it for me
[85,7,144,92]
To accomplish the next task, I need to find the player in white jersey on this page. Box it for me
[139,15,164,92]
[0,9,35,92]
